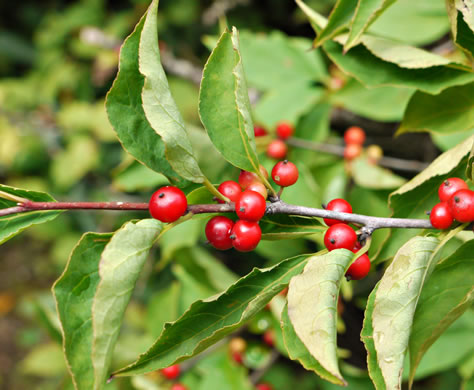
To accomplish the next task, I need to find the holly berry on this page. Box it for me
[232,351,243,364]
[231,220,262,252]
[343,143,362,160]
[448,189,474,223]
[429,202,454,229]
[205,216,234,250]
[229,337,247,354]
[171,384,188,390]
[438,177,469,202]
[346,254,371,280]
[254,126,267,137]
[247,181,268,199]
[256,383,274,390]
[323,198,352,226]
[324,223,357,251]
[161,364,180,380]
[344,126,366,145]
[149,187,187,223]
[271,160,299,187]
[263,330,275,347]
[236,190,266,221]
[276,122,294,140]
[217,180,241,203]
[239,165,269,189]
[267,139,288,159]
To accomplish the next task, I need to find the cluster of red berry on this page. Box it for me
[148,161,299,253]
[254,122,294,160]
[160,364,187,390]
[343,126,365,161]
[206,160,299,252]
[323,199,370,280]
[430,177,474,229]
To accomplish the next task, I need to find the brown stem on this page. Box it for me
[1,199,440,231]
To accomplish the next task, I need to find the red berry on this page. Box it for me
[430,202,454,229]
[323,198,353,226]
[217,180,241,203]
[343,143,362,160]
[344,126,366,145]
[324,223,357,251]
[205,216,234,250]
[267,139,288,159]
[346,254,371,280]
[256,383,273,390]
[247,181,268,199]
[149,187,187,223]
[231,220,262,252]
[239,166,269,189]
[161,364,180,380]
[271,160,299,187]
[352,241,362,252]
[232,351,243,364]
[438,177,469,202]
[236,190,266,221]
[276,122,294,140]
[254,126,267,137]
[448,189,474,223]
[171,384,188,390]
[263,330,275,347]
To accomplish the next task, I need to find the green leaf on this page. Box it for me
[259,215,325,240]
[138,0,204,183]
[111,254,312,377]
[361,283,386,389]
[199,28,260,173]
[105,4,189,187]
[368,0,450,46]
[360,35,467,70]
[329,78,414,122]
[369,236,439,390]
[295,0,328,33]
[352,156,406,189]
[397,83,474,135]
[281,304,342,384]
[312,0,358,47]
[344,0,397,51]
[447,0,474,57]
[92,219,162,388]
[323,40,474,95]
[146,282,181,338]
[53,232,112,390]
[112,160,169,193]
[0,184,61,245]
[238,31,327,92]
[287,249,354,385]
[376,135,473,260]
[409,240,474,386]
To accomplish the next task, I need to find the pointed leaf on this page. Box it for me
[287,249,354,385]
[397,83,474,135]
[281,303,342,384]
[409,240,474,386]
[312,0,358,47]
[112,254,312,377]
[295,0,328,33]
[199,28,260,173]
[53,233,112,390]
[259,215,325,240]
[105,6,189,187]
[323,40,474,95]
[138,0,204,182]
[345,0,397,51]
[92,219,162,388]
[361,283,386,389]
[0,184,61,245]
[370,236,439,390]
